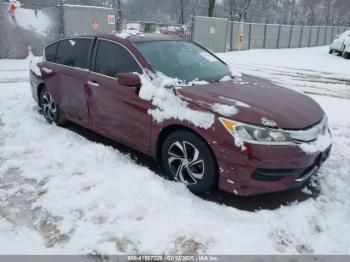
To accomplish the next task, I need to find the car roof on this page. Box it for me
[126,32,182,42]
[96,32,183,43]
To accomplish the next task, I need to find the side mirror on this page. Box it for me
[335,34,340,39]
[117,73,141,89]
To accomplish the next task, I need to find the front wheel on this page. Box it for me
[161,130,218,194]
[40,87,66,125]
[342,50,350,59]
[329,48,333,54]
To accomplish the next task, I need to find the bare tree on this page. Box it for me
[226,0,251,21]
[208,0,216,17]
[111,0,122,31]
[238,0,251,21]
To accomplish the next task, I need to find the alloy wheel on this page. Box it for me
[41,92,57,122]
[167,141,205,185]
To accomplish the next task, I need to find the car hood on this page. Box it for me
[178,74,324,129]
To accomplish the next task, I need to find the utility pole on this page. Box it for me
[179,0,184,24]
[239,0,251,22]
[60,0,65,37]
[112,0,122,32]
[208,0,216,17]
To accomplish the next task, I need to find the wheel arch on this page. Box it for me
[37,83,46,107]
[154,124,219,172]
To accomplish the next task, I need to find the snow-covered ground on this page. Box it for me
[0,46,350,255]
[0,57,30,83]
[218,46,350,99]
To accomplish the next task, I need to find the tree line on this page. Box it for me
[15,0,350,26]
[123,0,350,26]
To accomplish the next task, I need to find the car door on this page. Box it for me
[86,39,152,153]
[42,38,93,127]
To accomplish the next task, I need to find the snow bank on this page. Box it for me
[2,82,349,255]
[218,47,350,99]
[116,30,143,39]
[1,48,350,255]
[28,54,43,76]
[0,54,42,82]
[0,219,49,255]
[14,7,51,35]
[138,72,215,129]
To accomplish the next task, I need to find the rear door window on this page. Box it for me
[56,38,92,69]
[94,40,142,78]
[45,42,58,62]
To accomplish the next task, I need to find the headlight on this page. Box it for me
[219,118,293,145]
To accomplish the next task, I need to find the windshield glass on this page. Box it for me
[135,40,231,83]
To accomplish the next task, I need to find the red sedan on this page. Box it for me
[30,33,332,196]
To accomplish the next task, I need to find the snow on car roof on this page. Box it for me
[96,32,182,43]
[126,32,181,42]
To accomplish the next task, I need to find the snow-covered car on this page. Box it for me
[29,33,332,196]
[329,30,350,59]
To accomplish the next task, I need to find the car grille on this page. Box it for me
[251,146,331,183]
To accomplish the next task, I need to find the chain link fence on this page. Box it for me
[1,2,350,59]
[191,16,350,52]
[0,3,193,59]
[0,3,117,59]
[231,23,349,51]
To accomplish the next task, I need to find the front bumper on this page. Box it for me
[212,142,331,196]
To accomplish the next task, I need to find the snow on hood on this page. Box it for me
[261,117,277,127]
[218,96,250,108]
[178,74,324,129]
[210,103,239,117]
[138,72,215,129]
[227,64,242,78]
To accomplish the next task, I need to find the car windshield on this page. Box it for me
[135,40,231,83]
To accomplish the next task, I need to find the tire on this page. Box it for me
[329,48,333,54]
[161,130,217,194]
[342,51,350,59]
[39,87,66,125]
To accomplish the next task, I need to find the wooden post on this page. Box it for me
[263,23,267,49]
[276,24,281,49]
[288,25,293,48]
[248,23,251,50]
[299,26,304,48]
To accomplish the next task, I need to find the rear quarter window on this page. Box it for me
[45,42,58,62]
[56,38,92,69]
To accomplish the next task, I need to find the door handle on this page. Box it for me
[42,67,53,74]
[87,80,100,87]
